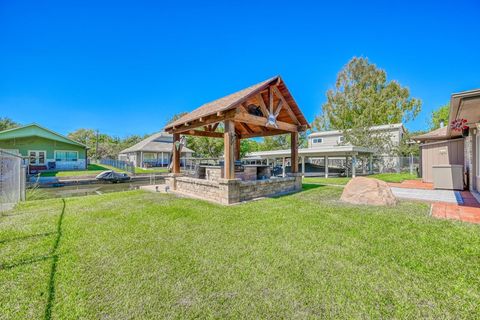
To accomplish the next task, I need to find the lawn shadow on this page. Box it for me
[0,198,66,318]
[266,184,327,201]
[0,231,55,245]
[44,198,66,320]
[302,183,327,191]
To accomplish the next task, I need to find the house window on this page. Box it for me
[55,151,78,162]
[29,150,46,165]
[338,136,345,143]
[312,138,323,144]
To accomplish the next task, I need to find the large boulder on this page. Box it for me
[340,177,397,206]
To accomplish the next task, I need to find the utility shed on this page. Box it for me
[163,76,310,204]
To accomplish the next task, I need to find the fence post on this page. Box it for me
[20,165,27,201]
[409,154,413,175]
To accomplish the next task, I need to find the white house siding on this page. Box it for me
[308,125,403,156]
[309,135,344,148]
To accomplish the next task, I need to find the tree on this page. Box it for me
[394,130,424,156]
[429,103,449,130]
[258,132,307,151]
[313,57,422,153]
[68,128,146,159]
[0,117,20,131]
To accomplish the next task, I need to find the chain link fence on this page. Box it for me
[0,150,26,212]
[267,155,420,177]
[99,158,135,174]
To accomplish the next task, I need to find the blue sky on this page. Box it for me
[1,0,479,137]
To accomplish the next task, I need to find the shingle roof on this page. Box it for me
[165,76,280,130]
[164,76,309,135]
[119,132,193,154]
[413,127,452,141]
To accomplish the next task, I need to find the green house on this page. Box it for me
[0,124,88,171]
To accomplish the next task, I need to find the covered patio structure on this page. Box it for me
[245,146,375,177]
[164,76,309,204]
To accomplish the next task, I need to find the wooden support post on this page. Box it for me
[224,120,235,179]
[291,132,298,174]
[325,156,329,178]
[235,136,241,161]
[172,133,180,174]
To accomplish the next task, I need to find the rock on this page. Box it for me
[340,177,397,206]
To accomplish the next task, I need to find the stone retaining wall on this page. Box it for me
[165,174,302,204]
[238,177,301,202]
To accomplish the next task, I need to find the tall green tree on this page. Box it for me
[429,103,449,130]
[68,128,145,159]
[258,133,307,151]
[313,57,422,153]
[0,117,20,131]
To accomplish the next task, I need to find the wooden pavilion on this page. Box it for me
[164,76,309,204]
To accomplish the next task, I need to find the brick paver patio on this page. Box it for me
[389,180,480,224]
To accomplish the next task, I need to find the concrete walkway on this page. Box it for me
[391,187,462,204]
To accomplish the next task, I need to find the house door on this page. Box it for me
[29,150,46,165]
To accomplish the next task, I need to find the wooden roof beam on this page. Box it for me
[182,130,224,138]
[240,128,287,139]
[168,109,235,134]
[269,87,274,114]
[272,86,300,125]
[256,94,269,116]
[239,122,254,134]
[235,111,299,133]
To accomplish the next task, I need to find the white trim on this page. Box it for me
[54,150,79,162]
[28,149,47,165]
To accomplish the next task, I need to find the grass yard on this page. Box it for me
[1,186,479,318]
[134,166,168,174]
[39,164,117,177]
[304,172,418,185]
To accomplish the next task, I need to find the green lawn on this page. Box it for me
[304,172,418,185]
[134,167,168,174]
[39,164,118,177]
[1,186,479,318]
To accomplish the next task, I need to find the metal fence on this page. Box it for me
[99,158,135,174]
[315,155,420,177]
[246,155,420,177]
[0,150,26,212]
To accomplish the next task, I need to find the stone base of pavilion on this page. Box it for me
[165,174,302,205]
